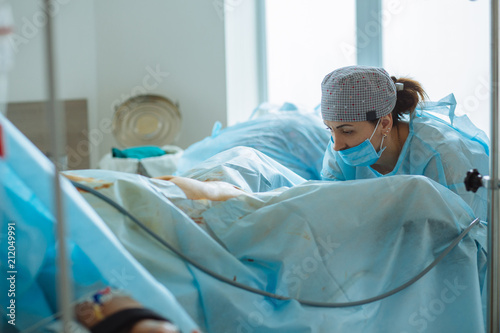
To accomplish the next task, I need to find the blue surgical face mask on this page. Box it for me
[337,119,386,167]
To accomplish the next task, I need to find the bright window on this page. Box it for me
[265,1,356,110]
[265,1,490,137]
[382,0,490,136]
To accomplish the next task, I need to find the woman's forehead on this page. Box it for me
[324,120,369,128]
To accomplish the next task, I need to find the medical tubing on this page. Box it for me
[70,180,479,308]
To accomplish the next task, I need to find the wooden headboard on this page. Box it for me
[6,99,89,170]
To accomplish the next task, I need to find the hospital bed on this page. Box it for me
[2,0,498,330]
[0,112,489,332]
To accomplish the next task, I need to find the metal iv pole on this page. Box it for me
[489,0,500,331]
[43,0,73,331]
[465,0,500,331]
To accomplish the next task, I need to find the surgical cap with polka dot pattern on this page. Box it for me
[321,66,397,122]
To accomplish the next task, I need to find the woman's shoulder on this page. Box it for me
[412,115,454,134]
[412,115,485,149]
[409,115,488,170]
[411,115,488,165]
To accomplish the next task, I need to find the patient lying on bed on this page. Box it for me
[1,95,490,332]
[63,145,488,333]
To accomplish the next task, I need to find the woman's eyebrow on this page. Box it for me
[336,124,354,129]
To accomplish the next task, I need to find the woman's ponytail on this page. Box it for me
[391,76,427,126]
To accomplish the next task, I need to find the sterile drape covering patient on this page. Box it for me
[174,107,330,180]
[1,113,488,332]
[67,161,488,333]
[320,66,489,221]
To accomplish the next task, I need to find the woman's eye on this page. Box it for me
[342,131,353,135]
[325,127,332,131]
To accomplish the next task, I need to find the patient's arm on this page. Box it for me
[63,173,245,202]
[154,175,245,201]
[75,294,179,333]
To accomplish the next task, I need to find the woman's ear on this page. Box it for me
[380,114,393,135]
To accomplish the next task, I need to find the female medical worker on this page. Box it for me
[321,65,489,220]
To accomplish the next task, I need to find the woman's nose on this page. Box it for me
[332,137,345,151]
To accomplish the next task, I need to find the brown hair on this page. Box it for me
[368,76,427,126]
[390,76,427,126]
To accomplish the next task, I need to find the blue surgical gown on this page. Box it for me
[321,109,489,221]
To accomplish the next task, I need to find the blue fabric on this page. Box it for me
[66,163,487,333]
[1,112,488,332]
[180,146,306,193]
[111,146,166,159]
[0,114,199,332]
[322,94,490,221]
[175,110,330,180]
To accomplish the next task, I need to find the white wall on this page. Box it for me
[8,0,229,167]
[8,0,47,102]
[8,0,98,166]
[93,0,228,162]
[8,0,97,107]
